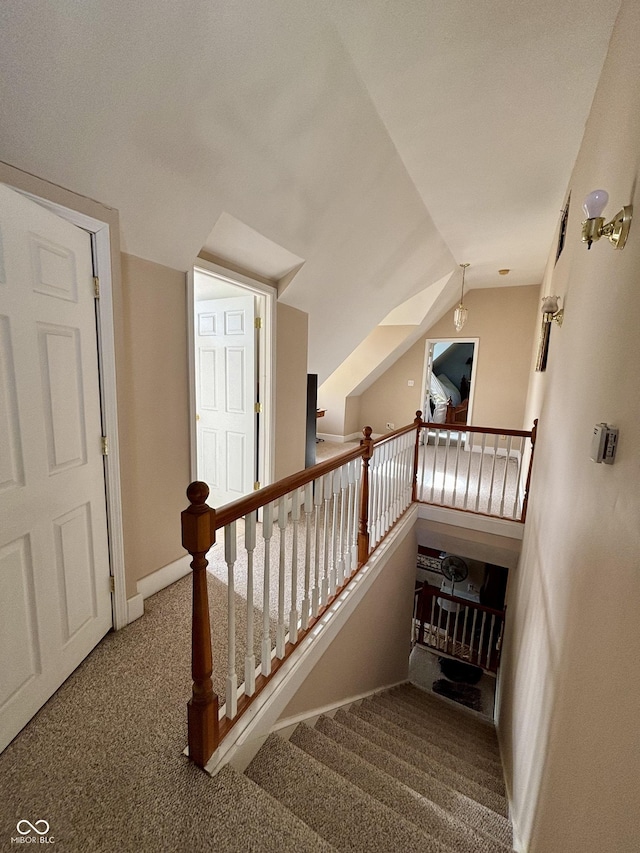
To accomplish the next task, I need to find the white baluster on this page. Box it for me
[225,521,238,719]
[321,472,332,605]
[289,488,300,644]
[313,475,323,615]
[276,495,287,659]
[470,608,479,662]
[499,436,512,517]
[350,460,360,571]
[486,614,496,669]
[430,428,440,503]
[452,430,462,507]
[513,437,525,519]
[461,606,470,659]
[261,501,274,676]
[440,429,451,505]
[475,434,487,512]
[463,432,473,510]
[330,468,340,596]
[244,511,257,697]
[429,595,436,646]
[487,434,499,514]
[336,464,348,586]
[478,611,488,667]
[301,481,313,629]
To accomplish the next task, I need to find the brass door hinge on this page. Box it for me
[254,317,262,329]
[93,276,100,298]
[101,436,109,456]
[254,481,261,491]
[254,402,262,414]
[109,576,115,593]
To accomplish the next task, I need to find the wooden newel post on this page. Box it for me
[412,410,424,503]
[181,481,218,768]
[358,426,374,567]
[521,418,538,523]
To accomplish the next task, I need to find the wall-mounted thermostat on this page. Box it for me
[591,423,619,464]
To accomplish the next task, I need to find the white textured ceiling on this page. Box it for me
[0,1,619,381]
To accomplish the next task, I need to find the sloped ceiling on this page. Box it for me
[0,1,619,382]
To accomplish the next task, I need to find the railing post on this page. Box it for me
[181,481,218,768]
[358,426,374,566]
[520,418,538,523]
[411,410,423,503]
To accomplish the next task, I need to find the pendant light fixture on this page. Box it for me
[453,263,470,332]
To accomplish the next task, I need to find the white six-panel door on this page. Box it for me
[0,184,112,752]
[195,295,256,507]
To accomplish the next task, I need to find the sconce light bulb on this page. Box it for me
[583,189,609,219]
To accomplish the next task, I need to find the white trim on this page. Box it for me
[417,503,524,539]
[422,336,479,425]
[127,594,144,624]
[11,187,127,630]
[316,431,363,444]
[199,504,419,775]
[271,679,407,734]
[188,259,276,492]
[136,554,192,601]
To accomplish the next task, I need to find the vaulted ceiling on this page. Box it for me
[0,1,619,381]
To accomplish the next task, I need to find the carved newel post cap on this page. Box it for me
[362,426,373,440]
[187,481,210,506]
[415,410,423,423]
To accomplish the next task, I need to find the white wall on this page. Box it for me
[498,3,640,849]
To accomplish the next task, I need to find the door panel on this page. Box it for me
[0,183,112,753]
[195,295,255,506]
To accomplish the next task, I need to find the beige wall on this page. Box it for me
[498,3,640,850]
[274,302,308,479]
[119,254,191,595]
[358,285,539,434]
[279,523,417,720]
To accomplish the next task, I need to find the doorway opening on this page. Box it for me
[421,338,478,426]
[188,262,274,507]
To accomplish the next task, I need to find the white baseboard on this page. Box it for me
[127,593,144,624]
[316,432,347,442]
[133,554,192,618]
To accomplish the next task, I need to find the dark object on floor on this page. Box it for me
[438,657,483,684]
[432,679,483,712]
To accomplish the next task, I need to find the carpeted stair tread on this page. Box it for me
[365,695,504,781]
[352,701,506,797]
[394,684,499,740]
[334,708,508,817]
[316,715,512,848]
[202,764,338,852]
[245,734,453,853]
[290,722,509,853]
[373,692,503,761]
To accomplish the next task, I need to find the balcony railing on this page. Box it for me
[414,582,506,674]
[181,414,536,767]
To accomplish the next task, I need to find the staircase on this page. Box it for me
[212,683,512,852]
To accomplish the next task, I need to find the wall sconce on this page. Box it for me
[581,189,632,250]
[541,295,563,326]
[453,262,470,332]
[535,296,563,371]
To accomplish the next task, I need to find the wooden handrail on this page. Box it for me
[214,442,366,530]
[520,417,538,523]
[421,421,532,439]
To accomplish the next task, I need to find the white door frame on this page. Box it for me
[421,337,479,425]
[8,185,128,630]
[187,259,276,497]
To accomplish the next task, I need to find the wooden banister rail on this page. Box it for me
[213,443,366,531]
[180,415,538,768]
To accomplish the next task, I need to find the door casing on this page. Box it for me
[187,259,276,499]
